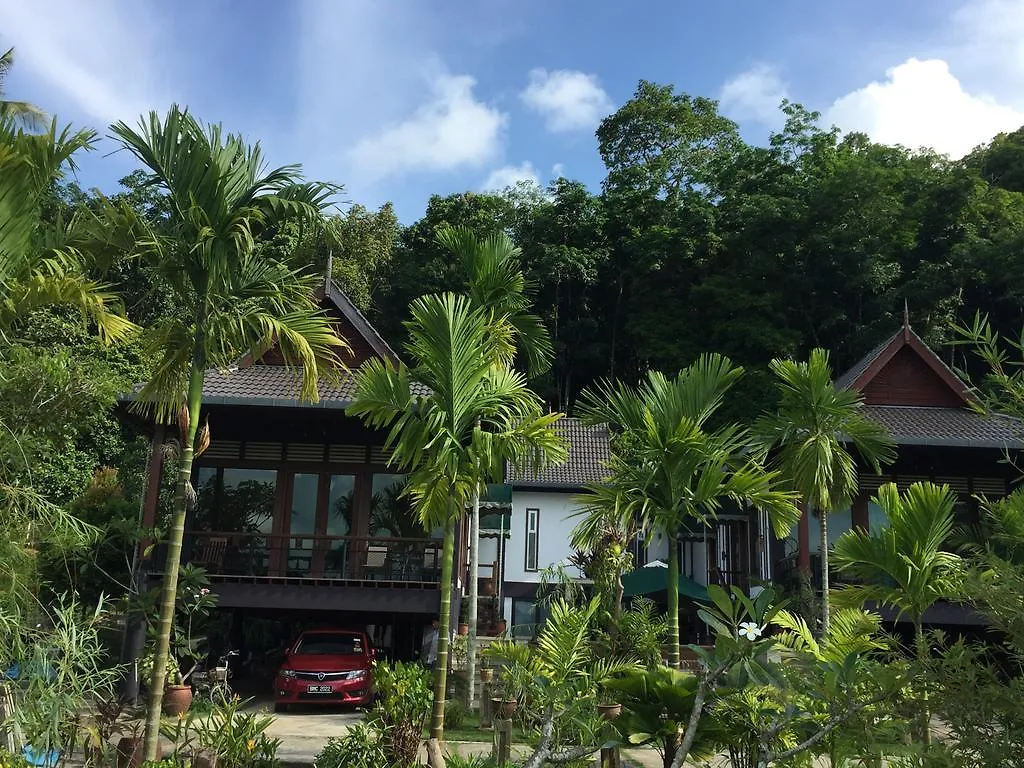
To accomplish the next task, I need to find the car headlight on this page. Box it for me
[279,669,297,679]
[351,669,368,680]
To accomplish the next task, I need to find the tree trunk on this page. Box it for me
[142,339,206,761]
[819,510,830,636]
[666,530,680,668]
[466,482,481,710]
[914,616,931,745]
[429,516,457,741]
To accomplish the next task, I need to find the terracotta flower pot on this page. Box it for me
[162,684,193,716]
[597,702,622,721]
[479,668,494,682]
[495,619,507,635]
[458,623,469,636]
[116,737,161,768]
[500,698,518,717]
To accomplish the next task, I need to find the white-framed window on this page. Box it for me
[525,508,540,572]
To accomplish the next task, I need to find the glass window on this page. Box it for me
[370,474,423,538]
[324,475,355,578]
[868,501,889,533]
[288,473,320,575]
[808,507,852,551]
[194,467,277,533]
[525,508,540,572]
[512,599,550,638]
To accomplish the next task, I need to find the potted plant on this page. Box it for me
[497,672,519,717]
[479,664,494,683]
[141,566,219,716]
[494,617,507,635]
[596,689,621,721]
[458,597,470,636]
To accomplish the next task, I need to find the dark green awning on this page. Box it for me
[621,566,710,602]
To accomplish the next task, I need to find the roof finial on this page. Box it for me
[903,299,911,341]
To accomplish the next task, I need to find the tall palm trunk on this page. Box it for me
[430,516,457,741]
[666,531,680,668]
[819,509,830,635]
[466,483,480,710]
[143,327,206,760]
[913,617,931,745]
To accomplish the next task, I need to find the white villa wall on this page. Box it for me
[501,490,584,623]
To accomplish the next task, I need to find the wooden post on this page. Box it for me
[492,718,512,767]
[601,745,620,768]
[480,681,493,728]
[797,503,811,573]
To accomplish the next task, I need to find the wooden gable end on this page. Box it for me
[247,281,398,370]
[861,346,966,407]
[255,307,380,368]
[842,320,973,409]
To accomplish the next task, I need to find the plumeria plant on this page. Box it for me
[140,565,218,685]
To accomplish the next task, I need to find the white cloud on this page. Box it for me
[719,64,788,125]
[481,161,539,192]
[551,162,565,178]
[0,0,168,124]
[826,58,1024,158]
[521,68,613,132]
[347,74,506,182]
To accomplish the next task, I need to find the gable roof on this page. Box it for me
[322,279,400,365]
[505,418,611,489]
[835,321,973,405]
[124,280,408,410]
[836,319,1024,449]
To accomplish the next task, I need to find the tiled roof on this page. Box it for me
[194,366,430,409]
[505,418,611,488]
[860,405,1024,449]
[835,331,900,391]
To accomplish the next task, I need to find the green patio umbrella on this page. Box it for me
[621,562,710,602]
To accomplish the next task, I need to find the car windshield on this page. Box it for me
[293,632,364,655]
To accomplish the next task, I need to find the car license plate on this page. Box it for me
[306,685,332,693]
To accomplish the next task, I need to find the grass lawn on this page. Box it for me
[424,712,531,744]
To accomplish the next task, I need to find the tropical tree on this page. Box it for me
[0,48,47,129]
[0,117,134,341]
[348,292,566,744]
[757,348,895,634]
[577,356,799,668]
[436,224,554,707]
[108,105,347,760]
[832,481,964,742]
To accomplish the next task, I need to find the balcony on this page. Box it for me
[151,531,443,587]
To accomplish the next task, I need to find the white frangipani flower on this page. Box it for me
[738,622,763,641]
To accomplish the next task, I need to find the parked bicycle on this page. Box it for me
[192,649,238,703]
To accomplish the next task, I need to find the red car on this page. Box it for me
[274,629,375,711]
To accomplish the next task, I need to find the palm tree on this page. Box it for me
[436,225,554,709]
[577,356,800,668]
[0,116,134,341]
[348,292,566,743]
[0,48,47,129]
[832,481,964,742]
[757,348,895,635]
[108,105,347,760]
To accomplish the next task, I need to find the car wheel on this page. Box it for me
[274,703,289,714]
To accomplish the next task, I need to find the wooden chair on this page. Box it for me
[192,536,228,572]
[365,545,389,580]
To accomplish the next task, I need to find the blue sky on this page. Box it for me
[3,0,1023,222]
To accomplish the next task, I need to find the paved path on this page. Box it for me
[258,703,671,766]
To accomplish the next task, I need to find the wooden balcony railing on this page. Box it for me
[152,531,443,583]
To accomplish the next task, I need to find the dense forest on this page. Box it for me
[15,80,1024,520]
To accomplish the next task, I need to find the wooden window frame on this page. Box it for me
[524,507,540,572]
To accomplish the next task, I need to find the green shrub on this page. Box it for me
[313,725,387,768]
[370,660,432,767]
[161,696,280,768]
[444,698,468,730]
